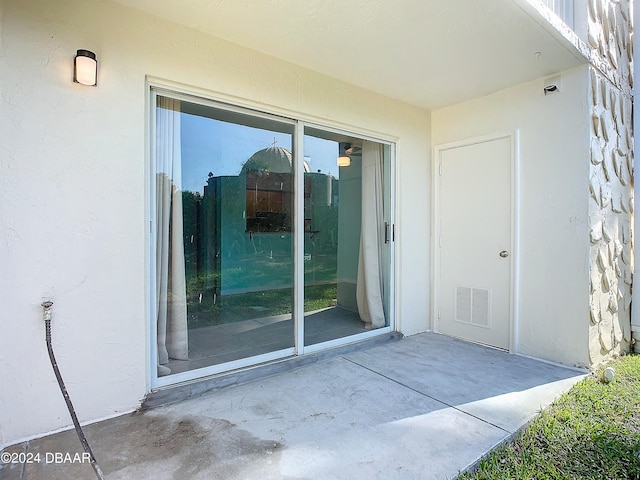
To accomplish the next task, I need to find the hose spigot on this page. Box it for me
[41,301,54,321]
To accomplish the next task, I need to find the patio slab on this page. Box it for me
[1,333,585,480]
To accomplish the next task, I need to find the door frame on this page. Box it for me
[431,132,519,353]
[146,79,398,389]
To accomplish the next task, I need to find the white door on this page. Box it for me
[437,136,512,350]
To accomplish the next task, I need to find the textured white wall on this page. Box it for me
[0,0,430,445]
[432,66,591,367]
[633,0,640,336]
[588,67,633,362]
[585,0,634,363]
[430,0,634,368]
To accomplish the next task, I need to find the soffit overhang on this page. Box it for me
[113,0,587,109]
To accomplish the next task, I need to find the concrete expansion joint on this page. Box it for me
[342,356,512,435]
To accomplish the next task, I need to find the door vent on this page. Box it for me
[455,286,490,326]
[471,288,490,326]
[455,287,472,323]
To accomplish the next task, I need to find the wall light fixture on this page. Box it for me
[74,49,97,86]
[337,143,351,167]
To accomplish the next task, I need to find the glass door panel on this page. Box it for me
[302,129,391,346]
[154,94,295,377]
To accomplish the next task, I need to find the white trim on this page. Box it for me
[303,120,397,146]
[430,143,440,333]
[148,88,159,389]
[389,142,397,333]
[510,130,521,354]
[150,84,298,128]
[147,76,398,146]
[303,326,393,354]
[294,122,305,355]
[153,348,296,389]
[432,132,518,353]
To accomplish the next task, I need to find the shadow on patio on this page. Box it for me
[1,333,585,480]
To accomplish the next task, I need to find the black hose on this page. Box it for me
[42,301,106,480]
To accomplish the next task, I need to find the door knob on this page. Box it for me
[499,250,509,258]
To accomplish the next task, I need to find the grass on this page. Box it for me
[459,354,640,480]
[186,284,338,327]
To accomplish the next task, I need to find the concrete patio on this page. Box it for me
[1,333,585,480]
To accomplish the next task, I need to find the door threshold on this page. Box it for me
[142,331,403,410]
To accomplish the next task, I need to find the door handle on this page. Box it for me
[499,250,509,258]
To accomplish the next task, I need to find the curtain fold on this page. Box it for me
[156,96,189,377]
[356,141,386,329]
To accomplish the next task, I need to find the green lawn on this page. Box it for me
[186,283,338,328]
[460,354,640,480]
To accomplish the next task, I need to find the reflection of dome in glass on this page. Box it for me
[242,145,311,174]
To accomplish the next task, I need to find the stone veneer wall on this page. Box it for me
[587,0,634,364]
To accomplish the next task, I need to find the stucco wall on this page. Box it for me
[585,0,634,363]
[0,0,430,445]
[432,65,591,367]
[588,67,634,363]
[633,0,640,337]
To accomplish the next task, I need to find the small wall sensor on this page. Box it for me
[543,75,561,95]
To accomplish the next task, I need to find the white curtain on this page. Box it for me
[356,141,386,329]
[156,96,189,376]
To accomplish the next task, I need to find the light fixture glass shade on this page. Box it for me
[337,155,351,167]
[74,50,97,86]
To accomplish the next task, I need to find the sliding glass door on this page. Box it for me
[151,88,393,384]
[302,129,392,347]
